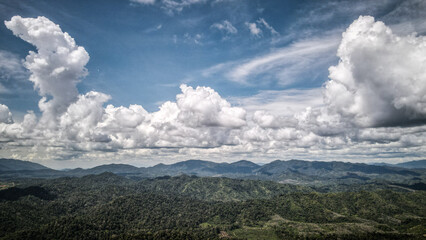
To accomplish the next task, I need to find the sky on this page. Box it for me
[0,0,425,169]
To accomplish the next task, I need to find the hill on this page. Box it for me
[138,175,311,201]
[0,173,425,239]
[66,163,141,176]
[142,159,261,177]
[254,159,422,183]
[395,160,426,169]
[0,159,49,172]
[0,159,424,191]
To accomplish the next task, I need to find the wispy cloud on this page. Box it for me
[227,35,339,85]
[245,18,279,38]
[200,33,340,86]
[162,0,206,15]
[131,0,156,4]
[183,32,203,45]
[257,18,279,36]
[229,88,324,116]
[0,50,29,93]
[245,22,262,37]
[211,20,237,36]
[144,24,163,33]
[382,0,426,35]
[0,50,27,81]
[131,0,207,15]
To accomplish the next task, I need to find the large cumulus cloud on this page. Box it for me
[1,16,246,153]
[0,15,425,164]
[247,16,426,152]
[5,16,90,128]
[325,16,426,127]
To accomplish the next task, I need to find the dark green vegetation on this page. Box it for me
[0,173,425,240]
[1,159,425,239]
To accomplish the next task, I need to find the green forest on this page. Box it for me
[1,173,425,240]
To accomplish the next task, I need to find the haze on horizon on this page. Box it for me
[0,0,425,169]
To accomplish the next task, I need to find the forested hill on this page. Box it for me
[0,173,425,239]
[1,159,425,185]
[0,158,49,171]
[395,160,426,169]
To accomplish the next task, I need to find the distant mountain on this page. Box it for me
[0,158,49,171]
[143,159,260,177]
[0,159,424,188]
[67,163,141,176]
[254,159,422,183]
[395,160,426,169]
[371,160,426,169]
[258,159,417,176]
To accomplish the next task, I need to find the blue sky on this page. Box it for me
[1,0,401,114]
[0,0,425,168]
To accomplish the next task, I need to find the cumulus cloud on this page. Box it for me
[227,15,426,161]
[0,16,246,153]
[176,84,246,128]
[0,104,12,123]
[1,15,426,165]
[325,16,426,127]
[5,16,90,129]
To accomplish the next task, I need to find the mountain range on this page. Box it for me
[372,160,426,169]
[1,159,425,239]
[1,158,425,188]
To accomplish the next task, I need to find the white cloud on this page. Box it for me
[382,0,426,35]
[245,22,262,36]
[144,24,163,33]
[325,16,426,127]
[183,33,203,45]
[211,20,238,35]
[245,18,279,38]
[0,15,246,153]
[131,0,156,4]
[257,18,279,36]
[59,91,112,143]
[131,0,208,14]
[229,88,324,117]
[161,0,206,14]
[226,34,340,85]
[2,15,426,166]
[0,104,12,123]
[176,84,246,128]
[5,16,90,129]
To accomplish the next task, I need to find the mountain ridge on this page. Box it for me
[3,158,425,172]
[0,158,424,188]
[0,158,49,172]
